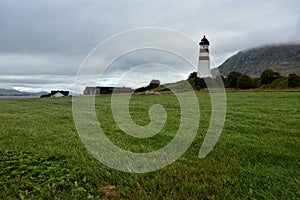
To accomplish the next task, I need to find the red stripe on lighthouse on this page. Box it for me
[199,56,209,60]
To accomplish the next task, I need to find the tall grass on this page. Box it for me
[0,92,299,199]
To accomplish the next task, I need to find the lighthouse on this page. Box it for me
[197,35,212,78]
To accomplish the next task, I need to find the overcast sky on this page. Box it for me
[0,0,299,92]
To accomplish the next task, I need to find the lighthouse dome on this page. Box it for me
[199,35,210,45]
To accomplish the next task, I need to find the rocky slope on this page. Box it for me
[218,44,300,77]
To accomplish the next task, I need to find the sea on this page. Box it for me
[0,96,40,99]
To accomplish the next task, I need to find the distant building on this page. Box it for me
[150,79,160,86]
[134,79,161,93]
[51,92,64,98]
[50,90,69,97]
[83,86,134,95]
[145,91,160,95]
[40,90,69,98]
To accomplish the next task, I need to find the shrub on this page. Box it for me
[252,77,261,88]
[288,73,300,88]
[260,69,281,85]
[188,71,197,79]
[187,72,207,90]
[237,74,253,89]
[227,72,242,88]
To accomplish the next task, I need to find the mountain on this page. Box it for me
[0,88,29,96]
[218,44,300,77]
[0,88,47,96]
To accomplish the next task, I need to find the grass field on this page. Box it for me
[0,92,299,199]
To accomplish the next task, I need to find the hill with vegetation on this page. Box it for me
[151,69,300,93]
[218,44,300,77]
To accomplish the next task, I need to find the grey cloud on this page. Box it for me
[0,0,299,92]
[0,75,75,84]
[0,53,81,75]
[104,49,195,75]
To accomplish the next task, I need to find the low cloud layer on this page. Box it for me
[0,0,299,92]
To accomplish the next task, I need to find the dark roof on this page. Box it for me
[50,90,69,96]
[199,35,210,45]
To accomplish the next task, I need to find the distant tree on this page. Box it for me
[288,73,300,88]
[269,77,289,89]
[195,77,207,89]
[40,93,51,98]
[237,74,253,89]
[188,71,197,79]
[227,71,242,88]
[260,69,281,84]
[187,71,207,90]
[252,77,261,88]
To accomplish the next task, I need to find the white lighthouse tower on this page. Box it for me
[197,35,212,78]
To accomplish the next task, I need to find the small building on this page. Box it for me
[145,91,160,95]
[83,86,134,95]
[150,79,160,86]
[50,90,69,97]
[40,90,69,98]
[51,92,64,98]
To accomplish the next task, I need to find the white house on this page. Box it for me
[51,92,65,98]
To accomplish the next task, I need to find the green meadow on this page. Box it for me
[0,92,299,199]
